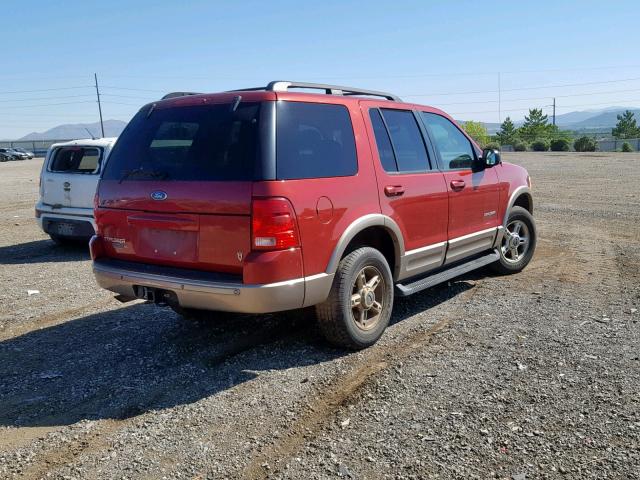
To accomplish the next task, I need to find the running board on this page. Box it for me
[395,250,499,297]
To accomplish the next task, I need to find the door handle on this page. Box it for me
[384,185,405,197]
[450,179,466,191]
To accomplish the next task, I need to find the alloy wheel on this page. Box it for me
[350,265,385,331]
[501,219,530,263]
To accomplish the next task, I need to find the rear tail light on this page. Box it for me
[93,191,100,210]
[251,197,300,251]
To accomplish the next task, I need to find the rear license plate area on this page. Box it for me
[136,228,198,261]
[55,222,75,236]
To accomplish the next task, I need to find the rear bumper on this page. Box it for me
[93,259,333,314]
[36,202,96,235]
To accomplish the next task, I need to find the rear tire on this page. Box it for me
[316,247,393,350]
[491,206,536,274]
[49,234,74,246]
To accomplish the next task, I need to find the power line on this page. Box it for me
[447,96,640,116]
[101,93,157,100]
[101,85,165,93]
[433,88,640,106]
[402,76,640,97]
[0,100,96,109]
[0,86,93,96]
[0,94,95,103]
[2,85,639,108]
[102,101,145,107]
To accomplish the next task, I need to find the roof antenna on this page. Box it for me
[231,95,242,112]
[146,103,157,118]
[83,127,96,140]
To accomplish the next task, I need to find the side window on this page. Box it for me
[380,109,430,173]
[421,112,475,170]
[276,102,357,180]
[368,109,397,172]
[49,147,102,174]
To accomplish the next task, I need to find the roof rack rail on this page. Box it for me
[161,91,202,100]
[231,81,401,102]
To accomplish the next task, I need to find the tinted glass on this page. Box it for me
[102,103,260,181]
[276,102,357,180]
[380,109,430,172]
[50,147,101,173]
[369,109,397,172]
[421,112,475,170]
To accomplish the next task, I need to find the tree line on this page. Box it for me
[462,109,640,152]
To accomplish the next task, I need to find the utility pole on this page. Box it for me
[498,72,501,124]
[94,73,105,138]
[552,97,556,126]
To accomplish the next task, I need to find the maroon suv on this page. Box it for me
[90,81,536,349]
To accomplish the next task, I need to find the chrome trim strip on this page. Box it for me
[404,241,446,257]
[398,241,447,281]
[448,227,497,245]
[93,261,306,291]
[444,227,498,265]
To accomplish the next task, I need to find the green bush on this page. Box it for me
[484,142,500,150]
[573,136,598,152]
[513,141,527,152]
[531,140,549,151]
[622,142,633,152]
[550,138,570,151]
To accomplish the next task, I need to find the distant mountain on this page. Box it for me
[463,107,640,134]
[18,119,127,141]
[564,108,640,129]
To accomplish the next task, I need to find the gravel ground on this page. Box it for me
[0,153,638,479]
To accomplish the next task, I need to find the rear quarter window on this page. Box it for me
[49,147,102,174]
[276,102,357,180]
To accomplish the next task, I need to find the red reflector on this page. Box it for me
[251,197,300,251]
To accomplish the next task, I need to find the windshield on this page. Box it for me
[102,102,261,182]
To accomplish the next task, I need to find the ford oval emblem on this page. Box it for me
[150,191,167,201]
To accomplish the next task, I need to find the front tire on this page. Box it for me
[316,247,394,350]
[491,206,536,274]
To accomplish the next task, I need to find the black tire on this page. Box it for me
[49,234,74,246]
[316,247,394,350]
[491,206,536,274]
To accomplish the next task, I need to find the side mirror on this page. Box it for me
[482,148,501,168]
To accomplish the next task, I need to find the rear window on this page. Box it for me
[276,102,357,180]
[102,103,261,182]
[49,147,102,174]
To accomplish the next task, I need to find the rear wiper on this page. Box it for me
[118,167,169,184]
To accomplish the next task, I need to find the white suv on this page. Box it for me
[36,137,117,243]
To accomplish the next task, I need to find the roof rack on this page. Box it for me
[231,81,401,102]
[161,91,202,100]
